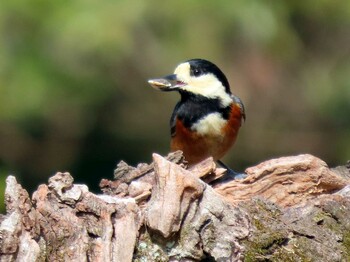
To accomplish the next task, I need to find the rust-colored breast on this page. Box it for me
[171,103,243,165]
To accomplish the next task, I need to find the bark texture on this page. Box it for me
[1,152,350,261]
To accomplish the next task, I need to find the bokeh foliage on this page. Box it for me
[1,0,350,211]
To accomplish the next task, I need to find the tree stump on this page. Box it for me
[1,151,350,261]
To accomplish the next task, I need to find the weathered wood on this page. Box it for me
[215,154,348,207]
[0,152,349,261]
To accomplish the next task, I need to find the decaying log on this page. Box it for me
[215,154,348,207]
[1,152,350,261]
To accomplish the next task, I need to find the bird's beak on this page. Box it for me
[148,74,186,91]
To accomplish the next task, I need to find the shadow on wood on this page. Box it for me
[1,151,350,261]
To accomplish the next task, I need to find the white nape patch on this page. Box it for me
[174,62,233,107]
[191,112,226,136]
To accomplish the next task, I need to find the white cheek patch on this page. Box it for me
[191,113,226,136]
[185,74,233,107]
[174,63,233,107]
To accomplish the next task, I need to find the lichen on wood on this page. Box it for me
[0,152,350,261]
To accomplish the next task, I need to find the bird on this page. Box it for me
[148,58,245,170]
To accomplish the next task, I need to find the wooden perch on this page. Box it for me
[1,152,350,261]
[215,154,348,207]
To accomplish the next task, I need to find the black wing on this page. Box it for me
[232,94,246,122]
[170,102,181,137]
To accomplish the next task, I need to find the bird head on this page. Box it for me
[148,59,233,107]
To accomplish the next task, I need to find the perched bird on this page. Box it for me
[148,58,245,167]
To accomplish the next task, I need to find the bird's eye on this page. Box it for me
[192,68,201,77]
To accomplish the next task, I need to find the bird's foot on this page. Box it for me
[217,160,247,181]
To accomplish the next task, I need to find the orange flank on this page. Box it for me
[171,103,243,165]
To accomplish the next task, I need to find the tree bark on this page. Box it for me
[1,151,349,261]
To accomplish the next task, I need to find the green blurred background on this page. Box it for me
[1,0,350,212]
